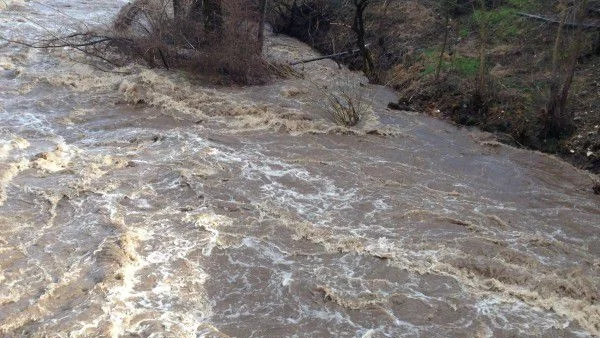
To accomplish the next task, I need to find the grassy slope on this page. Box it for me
[270,0,599,174]
[369,0,600,173]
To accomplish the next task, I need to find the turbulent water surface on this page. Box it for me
[1,1,599,337]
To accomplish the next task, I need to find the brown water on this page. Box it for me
[1,1,599,337]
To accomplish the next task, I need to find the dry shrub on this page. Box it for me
[110,0,268,84]
[317,78,367,127]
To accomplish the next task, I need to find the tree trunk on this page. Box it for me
[204,0,223,32]
[352,0,375,79]
[545,4,567,137]
[474,0,488,115]
[173,0,183,19]
[189,0,223,32]
[189,0,202,21]
[257,0,268,53]
[435,14,450,81]
[545,0,587,137]
[556,0,588,126]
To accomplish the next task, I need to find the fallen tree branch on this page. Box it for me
[0,32,131,49]
[289,43,371,66]
[0,34,131,68]
[517,12,600,31]
[0,37,112,49]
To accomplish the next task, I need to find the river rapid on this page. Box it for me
[1,1,599,337]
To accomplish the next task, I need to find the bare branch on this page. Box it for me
[290,44,370,65]
[0,36,113,49]
[517,12,600,31]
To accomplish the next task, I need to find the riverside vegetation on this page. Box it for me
[268,0,600,174]
[4,0,599,175]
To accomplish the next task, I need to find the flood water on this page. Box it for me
[1,1,599,337]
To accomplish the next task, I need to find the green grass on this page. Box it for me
[420,50,480,77]
[473,7,521,40]
[452,56,479,76]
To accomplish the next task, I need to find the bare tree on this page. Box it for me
[257,0,268,53]
[352,0,375,79]
[545,0,589,137]
[472,0,489,116]
[173,0,183,19]
[435,0,457,81]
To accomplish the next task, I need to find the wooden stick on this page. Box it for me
[517,12,600,31]
[289,44,370,66]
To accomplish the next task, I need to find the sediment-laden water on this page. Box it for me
[1,1,599,337]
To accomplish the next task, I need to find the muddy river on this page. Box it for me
[1,1,599,337]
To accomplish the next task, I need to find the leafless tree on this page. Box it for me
[544,0,589,137]
[352,0,375,79]
[257,0,268,52]
[435,0,457,81]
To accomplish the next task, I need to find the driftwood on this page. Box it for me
[517,12,600,31]
[289,44,371,66]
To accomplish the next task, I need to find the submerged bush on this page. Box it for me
[316,77,367,127]
[107,0,269,84]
